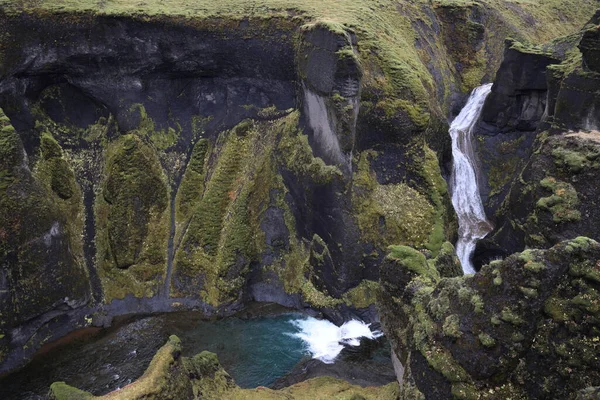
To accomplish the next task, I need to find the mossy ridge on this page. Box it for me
[96,133,170,301]
[277,112,342,184]
[172,111,345,308]
[175,138,211,228]
[551,141,600,174]
[342,279,380,308]
[173,114,291,305]
[33,130,86,268]
[270,114,346,309]
[275,235,342,309]
[380,237,600,398]
[174,121,257,305]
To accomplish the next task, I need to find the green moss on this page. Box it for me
[419,146,452,255]
[569,261,600,284]
[519,286,539,298]
[492,269,503,286]
[40,130,64,159]
[451,383,480,400]
[175,138,210,224]
[536,177,580,223]
[129,104,180,151]
[564,236,598,254]
[544,296,571,321]
[387,245,440,281]
[552,146,600,173]
[470,294,484,314]
[442,314,462,338]
[508,39,554,56]
[343,280,380,308]
[421,344,470,383]
[37,131,78,200]
[500,307,524,326]
[277,112,341,184]
[174,121,262,305]
[377,99,430,129]
[478,332,496,348]
[277,236,342,309]
[353,152,439,250]
[49,383,94,400]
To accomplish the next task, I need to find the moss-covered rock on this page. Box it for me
[95,133,169,301]
[379,237,600,399]
[0,108,91,365]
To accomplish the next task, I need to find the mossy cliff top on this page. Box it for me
[378,237,600,399]
[49,335,399,400]
[0,0,596,111]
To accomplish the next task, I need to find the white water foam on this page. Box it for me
[450,83,494,274]
[290,317,383,364]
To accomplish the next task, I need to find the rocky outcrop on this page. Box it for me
[474,12,600,265]
[0,108,92,368]
[474,41,560,217]
[379,237,600,399]
[49,335,399,400]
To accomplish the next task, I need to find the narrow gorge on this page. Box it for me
[1,1,600,399]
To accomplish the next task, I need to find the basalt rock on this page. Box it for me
[379,237,600,399]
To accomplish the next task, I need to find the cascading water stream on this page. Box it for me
[449,83,494,274]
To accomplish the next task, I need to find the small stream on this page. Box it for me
[0,309,390,399]
[450,83,494,274]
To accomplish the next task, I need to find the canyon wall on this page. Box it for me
[0,0,596,375]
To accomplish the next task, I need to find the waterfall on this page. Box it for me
[290,318,383,364]
[450,83,493,274]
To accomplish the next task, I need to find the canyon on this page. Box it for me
[1,0,600,399]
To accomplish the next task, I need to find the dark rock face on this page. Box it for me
[474,17,600,263]
[484,133,600,262]
[481,40,559,132]
[474,41,560,217]
[580,25,600,73]
[379,238,600,399]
